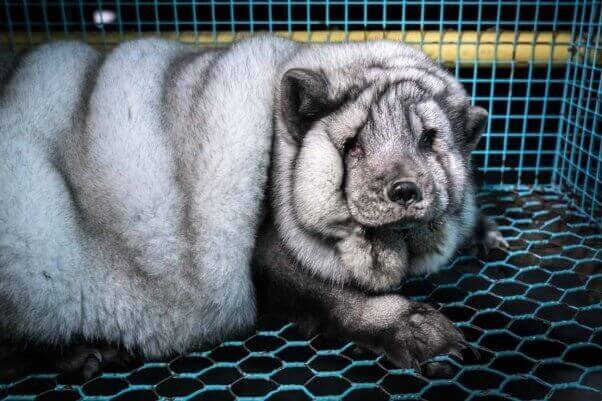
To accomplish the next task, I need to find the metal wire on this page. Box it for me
[0,2,601,400]
[0,188,600,401]
[554,1,602,225]
[2,2,598,225]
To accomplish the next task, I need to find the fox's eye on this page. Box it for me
[344,135,363,157]
[420,128,437,150]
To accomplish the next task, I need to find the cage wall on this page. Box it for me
[1,2,602,401]
[2,0,599,224]
[555,0,602,224]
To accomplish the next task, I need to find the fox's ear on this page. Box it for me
[281,68,331,139]
[463,105,488,152]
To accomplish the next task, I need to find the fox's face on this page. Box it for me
[278,57,487,234]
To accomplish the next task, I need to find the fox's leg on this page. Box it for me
[0,340,133,380]
[472,212,510,255]
[55,343,133,379]
[254,231,466,371]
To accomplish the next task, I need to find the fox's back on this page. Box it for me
[0,37,297,355]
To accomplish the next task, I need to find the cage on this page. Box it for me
[0,1,601,400]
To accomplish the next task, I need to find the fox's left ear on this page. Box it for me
[463,105,488,153]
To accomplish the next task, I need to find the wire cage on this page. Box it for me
[1,1,601,401]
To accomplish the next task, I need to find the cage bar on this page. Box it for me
[0,2,600,400]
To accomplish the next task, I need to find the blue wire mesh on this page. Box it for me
[554,1,602,225]
[0,1,584,36]
[0,1,601,401]
[1,188,600,401]
[2,1,600,222]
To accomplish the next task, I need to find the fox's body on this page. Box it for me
[0,38,299,355]
[1,37,501,372]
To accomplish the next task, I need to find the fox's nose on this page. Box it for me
[387,180,422,205]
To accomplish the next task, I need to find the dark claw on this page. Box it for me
[411,357,421,372]
[426,300,443,310]
[448,348,464,361]
[468,345,481,359]
[383,301,469,371]
[56,345,132,378]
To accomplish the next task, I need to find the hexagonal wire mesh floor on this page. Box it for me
[1,188,601,401]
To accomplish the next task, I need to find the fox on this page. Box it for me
[0,36,505,377]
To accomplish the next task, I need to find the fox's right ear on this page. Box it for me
[280,68,331,139]
[462,105,488,153]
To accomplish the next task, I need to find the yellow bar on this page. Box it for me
[0,30,586,66]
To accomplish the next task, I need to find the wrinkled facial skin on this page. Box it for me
[342,86,464,229]
[278,59,485,247]
[275,52,487,287]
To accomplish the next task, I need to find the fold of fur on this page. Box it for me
[0,36,486,358]
[0,37,297,356]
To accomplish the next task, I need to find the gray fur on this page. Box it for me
[0,36,494,368]
[271,41,486,290]
[0,37,298,357]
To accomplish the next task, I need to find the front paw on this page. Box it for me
[471,215,510,256]
[382,301,466,370]
[56,344,133,379]
[483,227,510,251]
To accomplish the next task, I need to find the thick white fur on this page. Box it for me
[271,42,476,289]
[0,37,298,356]
[0,37,477,355]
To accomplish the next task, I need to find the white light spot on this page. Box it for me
[93,10,116,28]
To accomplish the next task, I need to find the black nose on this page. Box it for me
[388,181,422,204]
